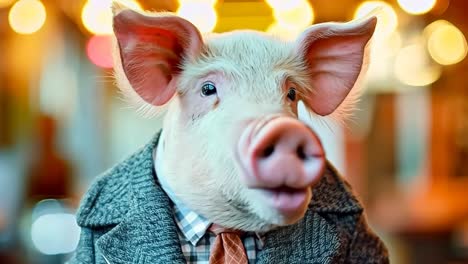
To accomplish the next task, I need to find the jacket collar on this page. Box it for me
[77,131,363,263]
[93,132,186,263]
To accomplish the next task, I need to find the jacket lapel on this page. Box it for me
[95,133,186,264]
[257,212,343,264]
[96,210,186,264]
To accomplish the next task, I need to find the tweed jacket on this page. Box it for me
[69,133,389,264]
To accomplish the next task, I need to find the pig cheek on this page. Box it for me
[178,91,218,124]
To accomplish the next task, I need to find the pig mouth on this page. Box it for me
[266,186,307,193]
[256,186,310,214]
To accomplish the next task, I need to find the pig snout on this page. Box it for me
[237,115,325,215]
[237,115,325,191]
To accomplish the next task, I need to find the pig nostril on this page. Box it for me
[262,145,275,158]
[296,145,307,161]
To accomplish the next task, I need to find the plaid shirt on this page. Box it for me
[154,143,264,264]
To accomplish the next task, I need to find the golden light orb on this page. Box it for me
[394,43,441,86]
[354,1,398,40]
[267,22,302,40]
[177,2,217,33]
[266,0,304,11]
[397,0,437,15]
[427,22,467,65]
[272,1,314,30]
[81,0,142,35]
[178,0,217,4]
[8,0,46,35]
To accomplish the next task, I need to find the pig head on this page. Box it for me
[112,4,376,232]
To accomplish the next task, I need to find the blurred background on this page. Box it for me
[0,0,467,263]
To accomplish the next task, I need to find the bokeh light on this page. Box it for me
[267,22,302,40]
[397,0,437,15]
[354,1,398,40]
[423,19,452,38]
[177,0,217,4]
[0,0,14,8]
[366,31,402,86]
[394,43,442,86]
[31,213,81,255]
[81,0,142,35]
[426,22,467,65]
[266,0,314,39]
[8,0,46,35]
[266,0,303,10]
[272,0,314,29]
[177,2,217,33]
[86,35,114,68]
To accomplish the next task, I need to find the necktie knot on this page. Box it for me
[208,224,248,264]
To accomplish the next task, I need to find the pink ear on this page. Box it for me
[297,17,377,116]
[113,9,203,106]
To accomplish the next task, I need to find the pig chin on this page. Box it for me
[187,173,313,232]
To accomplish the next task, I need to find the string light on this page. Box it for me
[8,0,46,35]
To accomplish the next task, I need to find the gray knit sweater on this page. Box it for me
[69,132,389,263]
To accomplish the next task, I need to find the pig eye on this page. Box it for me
[201,82,217,97]
[287,88,296,101]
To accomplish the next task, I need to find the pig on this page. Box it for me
[70,3,388,264]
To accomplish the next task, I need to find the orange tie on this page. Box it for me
[208,224,248,264]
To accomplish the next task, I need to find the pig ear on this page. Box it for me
[296,17,377,116]
[112,6,203,106]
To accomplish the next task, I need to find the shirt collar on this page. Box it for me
[154,132,265,247]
